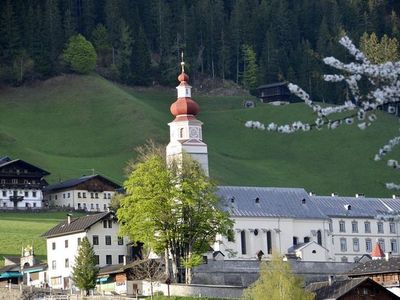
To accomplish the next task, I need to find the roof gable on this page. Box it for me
[42,212,113,238]
[0,159,50,176]
[45,174,121,192]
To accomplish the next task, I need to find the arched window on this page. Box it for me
[240,230,247,255]
[267,231,272,254]
[317,230,322,245]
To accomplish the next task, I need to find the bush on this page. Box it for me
[63,34,97,74]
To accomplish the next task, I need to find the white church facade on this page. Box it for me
[166,61,400,263]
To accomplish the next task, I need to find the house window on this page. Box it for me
[83,203,87,210]
[78,192,81,198]
[12,179,17,184]
[366,239,372,252]
[65,240,68,248]
[83,192,86,198]
[32,191,36,197]
[108,220,112,228]
[390,222,396,234]
[304,236,310,243]
[105,235,111,245]
[377,222,384,234]
[77,203,81,209]
[55,195,58,200]
[240,230,247,255]
[24,191,28,197]
[2,191,5,197]
[108,193,111,199]
[351,221,358,233]
[77,238,81,245]
[353,238,359,252]
[328,222,333,232]
[103,220,108,228]
[93,235,99,245]
[1,179,5,184]
[340,238,347,252]
[103,193,107,199]
[68,193,70,198]
[63,193,65,199]
[52,260,56,270]
[118,237,124,245]
[379,239,385,252]
[90,203,94,210]
[96,203,99,210]
[106,255,112,265]
[103,204,107,210]
[293,236,298,246]
[52,242,56,250]
[364,222,371,233]
[94,255,99,265]
[90,193,94,199]
[391,240,398,253]
[33,203,36,207]
[339,221,346,233]
[341,256,348,262]
[118,255,125,264]
[95,193,98,199]
[65,258,69,268]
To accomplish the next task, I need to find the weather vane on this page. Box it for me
[181,51,185,73]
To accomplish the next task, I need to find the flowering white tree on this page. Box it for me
[245,36,400,189]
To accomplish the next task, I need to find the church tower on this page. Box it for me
[166,59,209,176]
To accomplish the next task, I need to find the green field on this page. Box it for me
[0,74,399,260]
[0,74,399,196]
[0,211,84,265]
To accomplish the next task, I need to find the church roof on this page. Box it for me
[217,186,326,219]
[309,196,390,218]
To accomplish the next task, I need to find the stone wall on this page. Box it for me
[192,259,355,287]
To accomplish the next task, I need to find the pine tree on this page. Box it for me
[72,237,98,295]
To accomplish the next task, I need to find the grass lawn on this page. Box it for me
[0,74,398,198]
[0,211,84,266]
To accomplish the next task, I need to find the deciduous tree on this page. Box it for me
[63,34,97,74]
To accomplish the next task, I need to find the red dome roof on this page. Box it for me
[178,72,189,82]
[170,97,200,117]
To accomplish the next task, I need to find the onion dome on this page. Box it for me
[178,72,189,82]
[170,97,200,116]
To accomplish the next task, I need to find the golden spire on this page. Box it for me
[180,51,185,73]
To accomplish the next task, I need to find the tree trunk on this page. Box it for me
[164,248,170,278]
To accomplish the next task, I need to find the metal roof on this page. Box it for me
[348,257,400,276]
[42,212,112,238]
[216,186,327,219]
[256,82,287,89]
[0,157,50,176]
[309,196,390,218]
[45,174,121,192]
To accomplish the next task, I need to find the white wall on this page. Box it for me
[215,217,331,260]
[0,189,43,208]
[49,189,115,212]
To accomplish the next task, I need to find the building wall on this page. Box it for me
[330,217,399,262]
[215,217,331,260]
[0,189,43,208]
[48,189,114,212]
[46,219,128,289]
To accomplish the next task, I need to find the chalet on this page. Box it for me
[306,277,399,300]
[0,156,49,209]
[42,212,129,289]
[45,174,121,212]
[347,247,400,297]
[256,82,294,103]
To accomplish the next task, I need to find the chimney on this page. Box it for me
[355,193,364,198]
[67,214,71,225]
[331,193,338,197]
[309,191,316,196]
[385,252,392,261]
[328,275,334,286]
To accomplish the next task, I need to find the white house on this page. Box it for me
[42,212,129,289]
[0,156,49,209]
[45,174,121,212]
[310,195,400,263]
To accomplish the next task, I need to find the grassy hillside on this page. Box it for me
[0,74,398,197]
[0,211,84,264]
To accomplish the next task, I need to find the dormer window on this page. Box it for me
[230,196,235,203]
[255,197,260,204]
[301,198,306,204]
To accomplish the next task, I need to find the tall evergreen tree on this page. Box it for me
[72,237,98,295]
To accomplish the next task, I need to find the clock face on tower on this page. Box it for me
[189,127,200,139]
